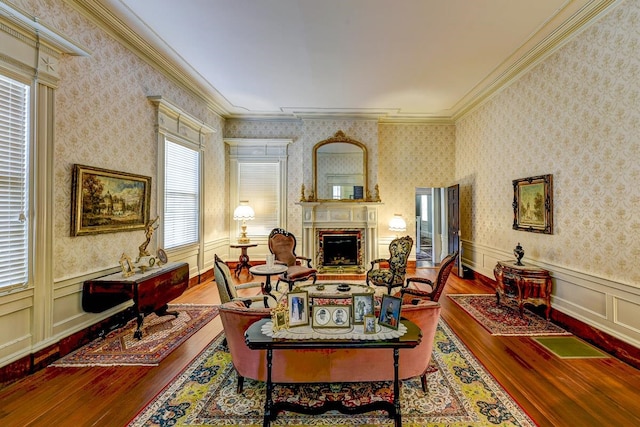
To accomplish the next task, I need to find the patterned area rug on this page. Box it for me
[128,320,536,426]
[52,304,219,367]
[448,294,570,336]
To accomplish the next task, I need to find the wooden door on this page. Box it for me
[447,184,461,275]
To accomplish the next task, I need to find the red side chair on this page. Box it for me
[401,250,459,304]
[268,228,317,292]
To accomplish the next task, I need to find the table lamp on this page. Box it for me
[389,214,406,237]
[233,201,255,243]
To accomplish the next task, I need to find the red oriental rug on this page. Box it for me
[448,294,570,336]
[51,304,218,367]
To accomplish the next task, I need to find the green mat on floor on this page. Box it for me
[533,336,609,358]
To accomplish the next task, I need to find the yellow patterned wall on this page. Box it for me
[456,0,640,287]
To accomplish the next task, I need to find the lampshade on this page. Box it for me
[233,201,255,220]
[233,201,254,244]
[388,214,406,232]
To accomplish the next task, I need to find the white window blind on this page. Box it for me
[238,162,279,236]
[0,74,29,289]
[164,139,199,248]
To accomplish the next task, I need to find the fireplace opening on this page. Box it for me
[317,229,364,272]
[323,235,358,266]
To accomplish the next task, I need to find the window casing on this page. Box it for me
[0,74,29,289]
[226,139,291,243]
[163,138,200,249]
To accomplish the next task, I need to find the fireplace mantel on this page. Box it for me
[296,201,381,273]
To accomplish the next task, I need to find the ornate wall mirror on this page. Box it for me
[313,131,367,201]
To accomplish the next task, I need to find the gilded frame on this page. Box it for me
[513,174,553,234]
[287,290,309,327]
[352,293,374,325]
[71,164,151,236]
[312,130,368,202]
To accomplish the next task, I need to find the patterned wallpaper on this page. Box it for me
[9,0,224,280]
[455,0,640,285]
[378,124,456,240]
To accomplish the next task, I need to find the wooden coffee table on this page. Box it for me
[245,317,421,427]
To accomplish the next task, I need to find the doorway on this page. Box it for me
[415,185,460,269]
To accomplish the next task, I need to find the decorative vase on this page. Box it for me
[513,243,525,266]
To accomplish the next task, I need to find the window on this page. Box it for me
[225,138,291,242]
[237,162,280,236]
[0,74,30,289]
[163,139,200,248]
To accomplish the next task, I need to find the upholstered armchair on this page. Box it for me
[366,235,413,294]
[401,251,459,304]
[214,254,276,308]
[268,228,317,292]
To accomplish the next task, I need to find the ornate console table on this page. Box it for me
[83,262,189,338]
[494,260,552,320]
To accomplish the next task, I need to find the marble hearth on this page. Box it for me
[297,202,380,273]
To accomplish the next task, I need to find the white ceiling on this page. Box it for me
[97,0,609,121]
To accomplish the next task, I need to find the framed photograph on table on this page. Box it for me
[352,293,374,324]
[313,305,351,329]
[512,174,553,234]
[287,291,309,327]
[363,315,377,334]
[379,295,402,330]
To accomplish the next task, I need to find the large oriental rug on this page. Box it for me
[448,294,570,336]
[128,320,536,426]
[52,304,218,367]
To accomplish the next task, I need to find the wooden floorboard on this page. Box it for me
[0,268,639,426]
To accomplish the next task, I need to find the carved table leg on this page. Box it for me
[393,348,401,427]
[264,348,273,427]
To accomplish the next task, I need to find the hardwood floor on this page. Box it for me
[1,268,639,426]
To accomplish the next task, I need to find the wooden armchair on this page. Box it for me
[366,235,413,294]
[401,250,458,304]
[268,228,317,292]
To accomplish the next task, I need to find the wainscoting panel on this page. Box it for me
[0,290,33,364]
[613,297,640,334]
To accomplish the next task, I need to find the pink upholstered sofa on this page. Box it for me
[218,298,441,393]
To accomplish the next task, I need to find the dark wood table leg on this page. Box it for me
[234,247,253,278]
[393,348,401,427]
[264,348,273,427]
[133,310,144,339]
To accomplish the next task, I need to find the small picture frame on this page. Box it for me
[157,248,168,265]
[352,293,375,324]
[287,290,309,327]
[363,314,377,334]
[271,303,289,332]
[313,305,351,328]
[378,294,402,330]
[119,253,135,278]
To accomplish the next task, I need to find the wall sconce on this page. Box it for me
[389,213,406,236]
[233,201,255,244]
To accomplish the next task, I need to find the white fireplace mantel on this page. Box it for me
[296,201,381,272]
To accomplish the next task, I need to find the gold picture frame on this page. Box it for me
[71,164,151,236]
[313,305,351,328]
[119,253,135,278]
[287,290,309,327]
[513,174,553,234]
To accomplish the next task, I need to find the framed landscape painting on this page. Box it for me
[71,164,151,236]
[513,174,553,234]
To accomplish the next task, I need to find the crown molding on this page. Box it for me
[452,0,621,121]
[68,0,230,118]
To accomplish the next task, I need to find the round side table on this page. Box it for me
[230,243,258,278]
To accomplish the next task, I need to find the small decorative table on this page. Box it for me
[249,264,288,300]
[245,317,421,427]
[230,243,258,278]
[494,260,552,320]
